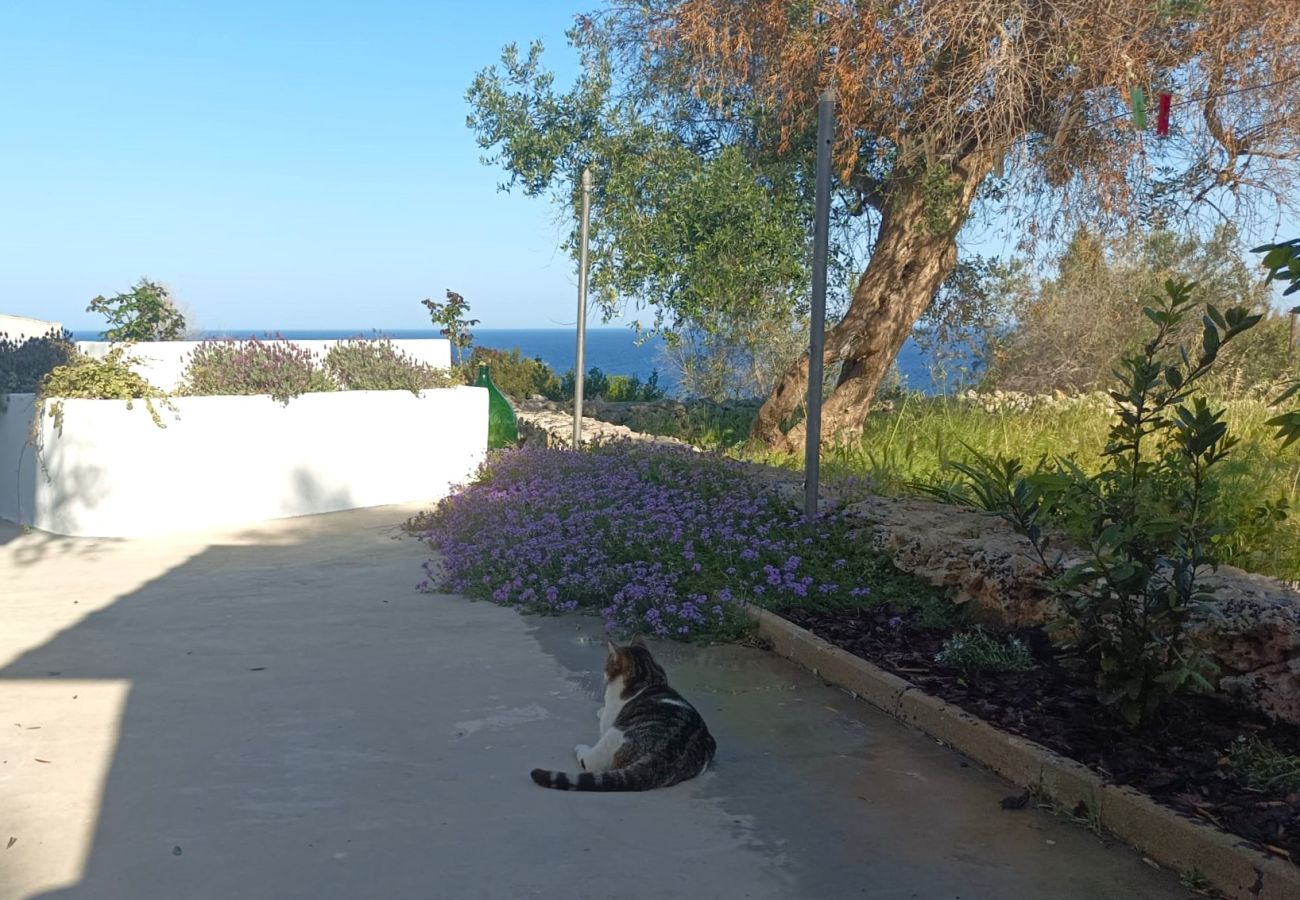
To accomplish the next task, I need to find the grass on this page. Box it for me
[1226,735,1300,794]
[934,626,1034,672]
[679,392,1300,582]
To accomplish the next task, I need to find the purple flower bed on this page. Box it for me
[419,443,951,639]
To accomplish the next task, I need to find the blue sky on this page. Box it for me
[0,0,597,332]
[2,3,1293,334]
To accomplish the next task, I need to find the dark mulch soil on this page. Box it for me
[778,603,1300,866]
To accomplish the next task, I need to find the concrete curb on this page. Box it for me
[747,607,1300,900]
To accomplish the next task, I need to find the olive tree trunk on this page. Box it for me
[751,155,993,450]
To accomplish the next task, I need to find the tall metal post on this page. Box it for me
[1290,306,1298,368]
[573,167,593,448]
[805,90,835,519]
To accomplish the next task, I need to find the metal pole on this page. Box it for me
[1290,307,1298,368]
[805,90,834,519]
[573,167,593,448]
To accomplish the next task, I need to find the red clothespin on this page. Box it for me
[1156,91,1172,137]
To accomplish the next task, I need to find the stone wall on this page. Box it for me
[514,400,691,450]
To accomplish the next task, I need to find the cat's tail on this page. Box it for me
[528,764,654,792]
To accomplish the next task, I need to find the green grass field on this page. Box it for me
[678,393,1300,582]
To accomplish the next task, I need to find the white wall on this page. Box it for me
[1,315,64,341]
[0,387,485,537]
[75,339,453,392]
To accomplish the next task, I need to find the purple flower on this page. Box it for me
[415,443,894,639]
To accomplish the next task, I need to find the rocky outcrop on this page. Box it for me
[844,493,1300,726]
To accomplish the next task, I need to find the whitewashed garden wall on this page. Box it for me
[0,338,485,537]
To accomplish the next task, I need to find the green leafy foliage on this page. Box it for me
[86,278,187,342]
[1226,735,1300,793]
[323,339,459,392]
[944,279,1262,725]
[1255,237,1300,298]
[180,338,338,404]
[0,328,75,398]
[1256,238,1300,447]
[466,345,665,403]
[36,347,172,442]
[466,31,811,353]
[558,367,663,402]
[465,346,563,400]
[934,627,1034,673]
[422,289,479,366]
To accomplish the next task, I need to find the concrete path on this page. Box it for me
[0,507,1192,900]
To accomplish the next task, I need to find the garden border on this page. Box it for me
[746,606,1300,900]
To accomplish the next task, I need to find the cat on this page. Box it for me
[529,638,716,791]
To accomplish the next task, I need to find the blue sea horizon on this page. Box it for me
[68,327,972,397]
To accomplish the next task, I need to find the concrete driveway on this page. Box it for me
[0,506,1191,899]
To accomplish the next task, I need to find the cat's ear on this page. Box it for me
[630,634,647,647]
[605,640,619,658]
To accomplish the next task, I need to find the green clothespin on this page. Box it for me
[1130,87,1147,131]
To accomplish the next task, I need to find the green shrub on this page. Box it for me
[87,278,187,341]
[945,279,1262,725]
[36,347,172,441]
[605,371,664,401]
[324,339,459,392]
[558,366,664,401]
[1,328,75,399]
[467,346,562,400]
[180,338,337,403]
[934,627,1033,672]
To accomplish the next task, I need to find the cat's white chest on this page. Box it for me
[598,677,627,734]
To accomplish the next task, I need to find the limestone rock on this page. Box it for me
[844,493,1300,726]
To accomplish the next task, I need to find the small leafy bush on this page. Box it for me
[324,339,459,392]
[180,338,337,403]
[422,289,478,366]
[605,371,664,401]
[934,627,1033,672]
[87,278,187,341]
[1,328,75,398]
[1226,735,1300,794]
[558,366,665,401]
[419,443,948,640]
[466,346,562,400]
[945,279,1261,725]
[36,347,172,440]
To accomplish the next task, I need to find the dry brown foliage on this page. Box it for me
[657,0,1300,230]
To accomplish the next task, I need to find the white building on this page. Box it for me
[0,314,64,341]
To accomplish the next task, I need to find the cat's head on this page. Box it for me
[605,636,667,689]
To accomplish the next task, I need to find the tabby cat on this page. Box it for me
[530,639,716,791]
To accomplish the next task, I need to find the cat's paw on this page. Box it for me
[575,744,591,769]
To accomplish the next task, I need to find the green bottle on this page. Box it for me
[474,364,518,449]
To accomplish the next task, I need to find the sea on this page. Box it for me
[69,327,968,397]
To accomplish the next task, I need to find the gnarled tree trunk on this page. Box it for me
[752,153,994,450]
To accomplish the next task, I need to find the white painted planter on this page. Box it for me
[0,387,486,537]
[74,338,453,392]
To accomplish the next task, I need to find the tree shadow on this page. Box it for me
[2,509,415,899]
[1,506,1191,900]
